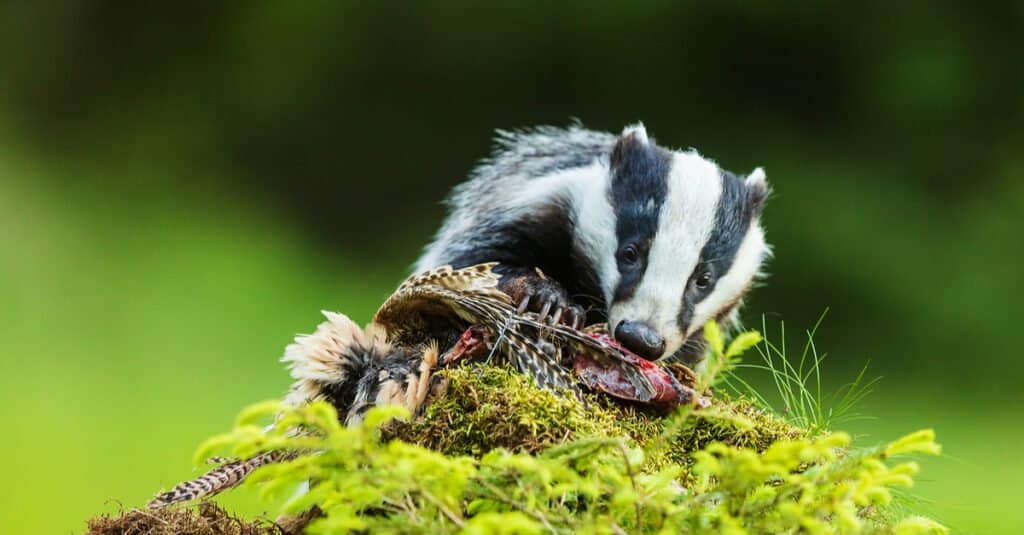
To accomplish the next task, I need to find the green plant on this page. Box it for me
[723,311,879,435]
[187,322,945,534]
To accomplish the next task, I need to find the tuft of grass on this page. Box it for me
[722,310,879,435]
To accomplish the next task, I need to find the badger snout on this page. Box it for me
[613,321,666,361]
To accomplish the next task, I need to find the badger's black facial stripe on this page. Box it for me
[676,169,760,330]
[608,133,672,303]
[701,169,760,276]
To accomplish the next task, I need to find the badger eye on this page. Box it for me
[695,270,713,290]
[619,244,640,265]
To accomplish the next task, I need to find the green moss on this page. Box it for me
[387,365,805,475]
[386,366,619,456]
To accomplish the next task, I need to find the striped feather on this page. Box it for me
[147,450,297,509]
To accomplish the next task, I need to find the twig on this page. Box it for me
[477,478,562,533]
[419,488,465,528]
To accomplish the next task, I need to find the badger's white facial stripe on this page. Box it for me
[689,223,767,337]
[572,165,619,303]
[609,150,723,358]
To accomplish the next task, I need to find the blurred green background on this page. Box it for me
[1,2,1021,533]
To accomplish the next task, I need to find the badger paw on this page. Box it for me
[497,267,586,329]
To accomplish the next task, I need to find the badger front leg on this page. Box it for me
[494,265,586,329]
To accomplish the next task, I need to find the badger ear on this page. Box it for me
[621,123,649,145]
[745,167,770,217]
[610,123,650,170]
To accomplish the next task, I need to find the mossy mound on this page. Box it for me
[386,365,804,470]
[93,363,944,534]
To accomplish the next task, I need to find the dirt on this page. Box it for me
[85,502,319,535]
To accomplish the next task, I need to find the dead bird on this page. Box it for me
[285,263,705,419]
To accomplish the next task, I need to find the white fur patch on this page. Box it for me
[415,162,605,273]
[572,165,619,303]
[506,164,597,218]
[608,150,723,358]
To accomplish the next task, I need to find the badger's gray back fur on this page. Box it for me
[416,125,615,277]
[470,125,616,186]
[417,123,770,363]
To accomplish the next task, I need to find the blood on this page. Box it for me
[574,333,708,409]
[443,325,491,365]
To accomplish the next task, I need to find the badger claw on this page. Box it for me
[516,295,531,314]
[538,299,554,322]
[569,308,584,329]
[498,266,586,329]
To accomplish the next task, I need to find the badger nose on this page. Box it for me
[613,321,666,361]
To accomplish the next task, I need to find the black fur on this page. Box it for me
[445,201,587,297]
[445,199,595,324]
[609,131,672,304]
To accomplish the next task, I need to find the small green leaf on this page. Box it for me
[894,516,949,535]
[193,433,236,465]
[725,331,763,358]
[885,429,941,457]
[235,399,283,427]
[461,512,542,535]
[362,405,411,430]
[704,320,725,356]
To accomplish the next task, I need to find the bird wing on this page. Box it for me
[374,263,511,341]
[375,263,655,400]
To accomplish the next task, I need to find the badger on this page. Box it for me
[416,123,770,365]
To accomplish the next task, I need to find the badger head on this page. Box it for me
[575,124,770,364]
